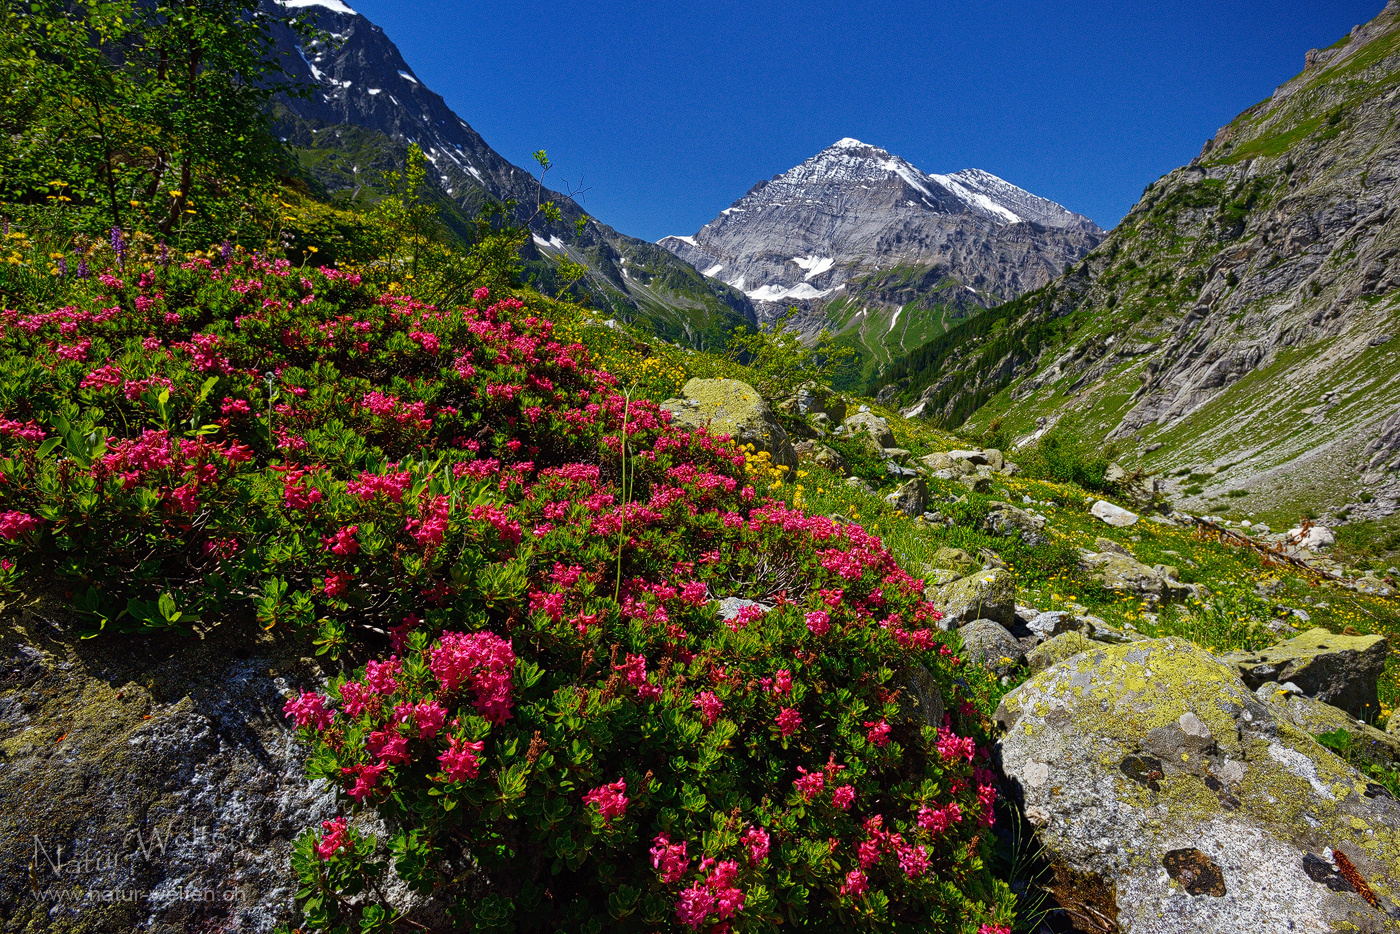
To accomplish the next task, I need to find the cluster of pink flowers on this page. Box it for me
[283,689,335,730]
[0,417,45,443]
[360,390,431,431]
[428,631,516,723]
[936,726,976,762]
[865,719,892,748]
[693,691,723,726]
[676,859,746,931]
[742,826,770,864]
[316,817,351,860]
[857,814,933,879]
[346,468,412,502]
[917,802,964,834]
[322,525,359,556]
[650,833,689,883]
[406,495,451,549]
[438,737,486,781]
[794,767,825,802]
[0,511,41,540]
[775,707,802,738]
[582,778,628,822]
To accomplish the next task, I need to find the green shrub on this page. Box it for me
[1013,431,1114,492]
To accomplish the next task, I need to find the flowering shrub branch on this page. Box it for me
[0,236,1015,931]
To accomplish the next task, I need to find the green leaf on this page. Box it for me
[1316,728,1353,755]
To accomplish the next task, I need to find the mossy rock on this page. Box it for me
[0,594,338,931]
[662,378,798,469]
[1221,627,1390,722]
[1026,630,1095,672]
[1258,683,1400,768]
[997,638,1400,933]
[931,568,1016,629]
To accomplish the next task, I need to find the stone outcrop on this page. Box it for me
[883,477,928,517]
[0,596,335,933]
[1091,499,1139,528]
[997,638,1400,934]
[929,569,1016,629]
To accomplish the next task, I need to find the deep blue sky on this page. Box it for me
[345,0,1382,241]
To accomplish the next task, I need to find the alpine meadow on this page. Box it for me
[0,2,1398,934]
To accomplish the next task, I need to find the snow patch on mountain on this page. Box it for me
[279,0,357,15]
[792,256,834,280]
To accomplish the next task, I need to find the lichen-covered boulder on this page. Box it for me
[1257,683,1400,768]
[931,546,978,575]
[0,598,337,933]
[1025,630,1095,671]
[996,638,1400,934]
[842,411,896,449]
[883,477,927,517]
[1080,550,1167,599]
[982,501,1047,546]
[1221,628,1389,721]
[811,444,847,474]
[663,378,798,469]
[957,619,1026,675]
[931,568,1016,629]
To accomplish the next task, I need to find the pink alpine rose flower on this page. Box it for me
[583,778,628,822]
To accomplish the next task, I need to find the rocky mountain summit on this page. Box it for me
[876,1,1400,525]
[659,139,1102,381]
[262,0,754,348]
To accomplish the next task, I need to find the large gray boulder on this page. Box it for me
[1091,499,1140,527]
[957,619,1026,675]
[663,378,798,469]
[1079,550,1168,598]
[1221,628,1389,722]
[1258,683,1400,768]
[930,568,1016,629]
[997,638,1400,934]
[1025,630,1095,671]
[982,501,1047,546]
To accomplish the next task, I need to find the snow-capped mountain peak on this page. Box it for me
[659,138,1103,332]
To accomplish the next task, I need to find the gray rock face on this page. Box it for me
[1221,628,1389,721]
[658,138,1102,340]
[0,599,335,933]
[842,411,896,449]
[662,378,798,469]
[982,502,1047,546]
[1258,683,1400,768]
[1091,500,1139,528]
[997,638,1400,934]
[883,477,928,517]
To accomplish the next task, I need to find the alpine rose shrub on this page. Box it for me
[0,245,1014,931]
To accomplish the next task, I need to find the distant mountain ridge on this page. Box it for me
[261,0,755,349]
[658,139,1102,385]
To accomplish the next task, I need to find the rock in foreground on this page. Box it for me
[0,598,334,933]
[996,638,1400,933]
